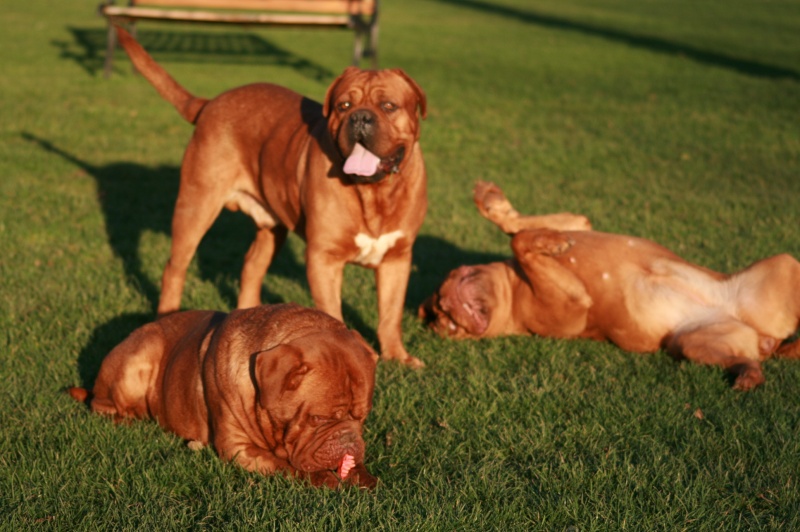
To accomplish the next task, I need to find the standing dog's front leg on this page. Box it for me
[376,251,424,368]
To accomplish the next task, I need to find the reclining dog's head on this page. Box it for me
[324,67,427,184]
[253,328,378,476]
[419,264,509,339]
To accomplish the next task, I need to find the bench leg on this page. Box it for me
[103,21,117,78]
[368,19,379,68]
[353,17,379,68]
[353,30,364,66]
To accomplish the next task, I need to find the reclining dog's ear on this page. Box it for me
[418,294,435,323]
[253,345,309,410]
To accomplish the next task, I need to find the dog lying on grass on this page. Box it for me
[419,181,800,390]
[68,303,378,488]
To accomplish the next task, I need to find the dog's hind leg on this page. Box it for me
[81,323,165,419]
[777,338,800,358]
[668,320,765,390]
[473,181,591,234]
[158,179,226,315]
[734,253,800,348]
[238,225,288,309]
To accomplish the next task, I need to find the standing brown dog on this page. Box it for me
[419,182,800,390]
[68,303,378,488]
[115,27,427,367]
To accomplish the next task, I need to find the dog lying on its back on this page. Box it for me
[420,182,800,390]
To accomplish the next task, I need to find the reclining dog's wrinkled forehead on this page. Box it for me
[254,329,377,422]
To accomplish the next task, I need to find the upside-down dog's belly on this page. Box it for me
[610,258,736,350]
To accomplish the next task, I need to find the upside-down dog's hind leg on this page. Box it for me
[473,181,592,235]
[667,320,766,391]
[777,337,800,358]
[734,253,800,360]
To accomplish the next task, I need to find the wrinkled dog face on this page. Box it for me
[419,265,495,339]
[324,67,427,183]
[255,330,377,475]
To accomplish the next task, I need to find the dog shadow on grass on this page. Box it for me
[71,236,505,388]
[53,27,335,81]
[23,133,505,383]
[21,132,306,312]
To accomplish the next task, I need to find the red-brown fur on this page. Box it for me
[115,27,428,367]
[68,303,378,488]
[420,182,800,390]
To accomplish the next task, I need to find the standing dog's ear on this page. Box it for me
[390,68,427,120]
[253,345,308,411]
[323,66,361,117]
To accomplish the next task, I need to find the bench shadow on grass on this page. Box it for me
[53,27,335,81]
[437,0,800,81]
[24,132,505,385]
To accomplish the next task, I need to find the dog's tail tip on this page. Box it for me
[66,386,92,404]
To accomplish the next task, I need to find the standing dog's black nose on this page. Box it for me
[349,109,377,141]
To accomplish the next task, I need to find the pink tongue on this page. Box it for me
[343,143,381,176]
[337,454,356,480]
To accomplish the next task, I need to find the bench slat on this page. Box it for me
[104,6,352,26]
[130,0,375,15]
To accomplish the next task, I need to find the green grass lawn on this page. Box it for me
[2,0,800,529]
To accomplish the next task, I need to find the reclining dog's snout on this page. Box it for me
[337,429,358,445]
[349,109,377,140]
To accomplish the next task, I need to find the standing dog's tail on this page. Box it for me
[115,26,209,124]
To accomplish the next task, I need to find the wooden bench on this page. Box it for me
[99,0,379,77]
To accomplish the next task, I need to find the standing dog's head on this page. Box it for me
[253,326,378,483]
[324,67,427,184]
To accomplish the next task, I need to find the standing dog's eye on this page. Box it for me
[337,101,352,112]
[381,102,398,112]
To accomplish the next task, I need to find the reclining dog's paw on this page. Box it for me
[544,236,575,255]
[344,463,378,489]
[566,214,592,232]
[473,181,516,221]
[732,363,765,391]
[513,230,574,258]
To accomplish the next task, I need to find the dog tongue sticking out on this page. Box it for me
[338,454,356,480]
[343,143,381,176]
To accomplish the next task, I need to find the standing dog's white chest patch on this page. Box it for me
[354,230,404,266]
